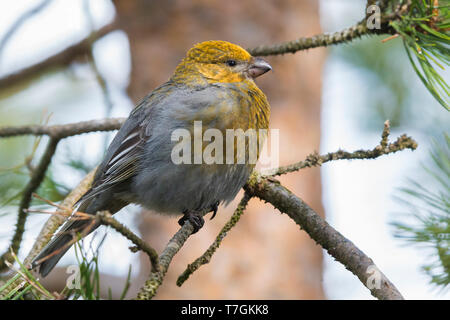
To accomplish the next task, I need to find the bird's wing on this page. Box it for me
[79,82,177,205]
[78,116,146,204]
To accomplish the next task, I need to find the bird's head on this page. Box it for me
[172,40,272,85]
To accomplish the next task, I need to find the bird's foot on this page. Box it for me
[178,202,219,233]
[178,210,205,233]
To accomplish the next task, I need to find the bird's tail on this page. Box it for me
[31,217,100,278]
[31,192,127,277]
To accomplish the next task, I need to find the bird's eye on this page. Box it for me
[226,60,237,67]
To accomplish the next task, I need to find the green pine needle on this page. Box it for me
[392,133,450,289]
[389,0,450,110]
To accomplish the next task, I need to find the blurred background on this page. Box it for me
[0,0,448,299]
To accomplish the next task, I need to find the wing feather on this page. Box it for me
[78,121,146,203]
[77,81,174,206]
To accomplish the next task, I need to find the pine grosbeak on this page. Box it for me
[32,40,271,276]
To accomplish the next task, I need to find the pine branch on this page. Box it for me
[136,215,202,300]
[174,122,415,298]
[263,120,417,177]
[95,211,159,273]
[0,118,125,139]
[176,193,251,286]
[244,172,404,300]
[248,21,371,56]
[0,118,414,299]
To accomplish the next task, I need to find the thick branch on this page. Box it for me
[175,123,413,298]
[244,173,404,300]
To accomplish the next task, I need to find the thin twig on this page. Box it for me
[95,211,159,272]
[176,193,252,286]
[82,0,115,150]
[0,137,60,271]
[380,120,390,148]
[0,22,117,90]
[262,121,417,177]
[135,219,197,300]
[31,219,98,268]
[23,175,158,273]
[135,208,211,300]
[248,21,371,56]
[0,118,124,273]
[248,1,411,57]
[0,118,125,139]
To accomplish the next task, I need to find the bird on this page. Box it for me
[31,40,272,277]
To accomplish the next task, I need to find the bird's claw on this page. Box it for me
[178,202,219,233]
[209,201,219,220]
[178,210,205,234]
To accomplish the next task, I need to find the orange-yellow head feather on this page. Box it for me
[172,40,271,85]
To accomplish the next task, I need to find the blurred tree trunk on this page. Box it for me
[113,0,326,299]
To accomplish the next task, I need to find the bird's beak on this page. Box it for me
[248,57,272,78]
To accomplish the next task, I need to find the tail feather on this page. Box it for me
[31,194,127,277]
[33,233,73,278]
[31,219,99,277]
